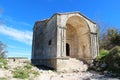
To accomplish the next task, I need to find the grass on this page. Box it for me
[32,70,40,76]
[13,66,29,79]
[13,64,39,79]
[24,64,32,69]
[0,58,9,69]
[97,49,109,59]
[0,58,40,79]
[0,77,7,80]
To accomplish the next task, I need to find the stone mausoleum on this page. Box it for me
[31,12,99,72]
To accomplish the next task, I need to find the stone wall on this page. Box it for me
[32,15,57,69]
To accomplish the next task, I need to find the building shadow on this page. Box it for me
[34,65,55,71]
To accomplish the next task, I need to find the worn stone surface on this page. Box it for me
[31,12,99,71]
[57,58,88,72]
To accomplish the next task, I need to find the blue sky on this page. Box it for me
[0,0,120,59]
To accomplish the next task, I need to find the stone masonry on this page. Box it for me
[31,12,99,72]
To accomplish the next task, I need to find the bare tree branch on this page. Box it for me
[0,41,7,58]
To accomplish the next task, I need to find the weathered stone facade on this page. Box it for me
[31,12,99,72]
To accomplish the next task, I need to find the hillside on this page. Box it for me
[0,58,119,80]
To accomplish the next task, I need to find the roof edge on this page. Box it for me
[33,11,96,30]
[55,11,96,24]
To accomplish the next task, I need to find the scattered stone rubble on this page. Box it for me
[0,59,120,80]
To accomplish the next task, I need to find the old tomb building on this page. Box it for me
[31,12,99,72]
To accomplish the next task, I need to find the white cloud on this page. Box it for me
[0,25,33,45]
[0,15,33,29]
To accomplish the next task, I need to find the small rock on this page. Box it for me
[103,71,108,74]
[114,63,119,68]
[96,67,101,71]
[61,75,63,78]
[82,77,91,80]
[101,62,107,68]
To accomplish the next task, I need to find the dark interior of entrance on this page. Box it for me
[66,43,70,56]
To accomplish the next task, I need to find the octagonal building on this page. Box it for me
[31,12,99,71]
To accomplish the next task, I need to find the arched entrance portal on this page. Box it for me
[66,16,91,59]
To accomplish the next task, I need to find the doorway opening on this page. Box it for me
[66,43,70,56]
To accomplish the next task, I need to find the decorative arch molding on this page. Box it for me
[57,12,98,60]
[57,13,96,33]
[65,15,91,59]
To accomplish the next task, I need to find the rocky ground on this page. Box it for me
[39,70,120,80]
[0,59,120,80]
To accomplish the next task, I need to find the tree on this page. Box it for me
[111,31,120,46]
[0,41,7,58]
[100,28,120,50]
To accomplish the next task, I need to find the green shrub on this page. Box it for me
[13,66,29,79]
[13,64,40,79]
[0,58,40,79]
[4,65,9,69]
[0,58,7,65]
[24,64,32,69]
[32,71,39,76]
[104,46,120,73]
[97,49,109,59]
[0,77,7,80]
[0,58,8,69]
